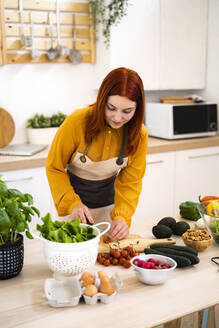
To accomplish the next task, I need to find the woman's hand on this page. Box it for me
[110,219,129,240]
[71,204,94,224]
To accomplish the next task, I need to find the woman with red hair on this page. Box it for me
[46,67,148,240]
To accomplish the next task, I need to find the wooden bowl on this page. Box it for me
[182,230,213,252]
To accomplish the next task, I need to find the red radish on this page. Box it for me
[162,264,170,269]
[148,258,155,263]
[150,262,155,269]
[133,259,143,267]
[133,257,172,270]
[143,262,152,269]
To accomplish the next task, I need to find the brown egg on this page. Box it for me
[80,271,94,287]
[84,284,98,297]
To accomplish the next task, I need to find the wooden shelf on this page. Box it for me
[0,0,96,64]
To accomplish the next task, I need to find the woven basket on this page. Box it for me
[0,234,24,280]
[182,234,213,252]
[32,222,110,276]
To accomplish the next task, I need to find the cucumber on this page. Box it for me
[150,243,198,256]
[153,247,200,265]
[144,248,192,268]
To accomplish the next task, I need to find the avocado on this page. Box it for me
[172,221,190,236]
[152,224,172,239]
[158,217,176,229]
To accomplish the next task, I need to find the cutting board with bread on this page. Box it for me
[98,234,176,253]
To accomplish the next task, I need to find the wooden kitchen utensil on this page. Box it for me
[160,97,195,104]
[98,234,176,253]
[0,107,15,148]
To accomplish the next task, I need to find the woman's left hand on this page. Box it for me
[110,220,129,240]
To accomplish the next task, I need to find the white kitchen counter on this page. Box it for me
[1,135,219,172]
[0,218,218,328]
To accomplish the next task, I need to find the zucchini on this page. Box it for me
[153,247,200,265]
[150,243,198,256]
[144,248,192,268]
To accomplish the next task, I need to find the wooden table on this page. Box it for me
[1,220,219,328]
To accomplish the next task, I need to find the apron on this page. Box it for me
[65,128,128,225]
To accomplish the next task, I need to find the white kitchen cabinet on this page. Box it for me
[1,168,52,231]
[133,151,175,222]
[159,0,208,89]
[110,0,160,90]
[133,145,219,223]
[174,146,219,215]
[108,0,207,90]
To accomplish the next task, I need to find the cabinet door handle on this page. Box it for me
[188,153,219,159]
[147,160,164,165]
[3,177,33,183]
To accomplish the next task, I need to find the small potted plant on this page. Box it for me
[26,112,67,145]
[0,176,40,279]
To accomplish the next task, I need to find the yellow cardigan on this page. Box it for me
[46,106,148,227]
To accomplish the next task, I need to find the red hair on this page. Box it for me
[85,67,145,155]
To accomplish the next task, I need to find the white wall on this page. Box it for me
[0,0,218,145]
[0,62,97,144]
[0,0,97,144]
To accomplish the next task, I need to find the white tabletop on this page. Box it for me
[1,219,219,328]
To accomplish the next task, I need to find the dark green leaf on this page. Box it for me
[8,189,25,201]
[16,221,26,232]
[5,201,19,217]
[24,193,33,205]
[25,213,32,222]
[25,207,35,216]
[26,230,34,239]
[0,181,8,196]
[31,206,40,217]
[0,208,11,233]
[54,221,64,228]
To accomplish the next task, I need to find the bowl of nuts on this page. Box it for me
[182,229,213,251]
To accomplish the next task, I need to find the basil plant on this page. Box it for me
[0,175,40,246]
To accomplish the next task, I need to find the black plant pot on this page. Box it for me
[0,234,24,280]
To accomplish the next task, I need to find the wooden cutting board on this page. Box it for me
[0,108,15,148]
[98,234,176,253]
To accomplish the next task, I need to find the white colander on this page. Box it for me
[32,222,110,276]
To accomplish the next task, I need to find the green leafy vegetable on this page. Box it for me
[37,214,96,243]
[209,220,219,244]
[0,176,40,245]
[0,180,8,196]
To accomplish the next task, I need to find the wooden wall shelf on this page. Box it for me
[0,0,96,64]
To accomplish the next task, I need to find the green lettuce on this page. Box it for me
[36,214,96,243]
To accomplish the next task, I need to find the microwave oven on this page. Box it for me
[146,102,218,139]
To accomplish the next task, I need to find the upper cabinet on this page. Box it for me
[110,0,160,90]
[108,0,208,90]
[159,0,208,89]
